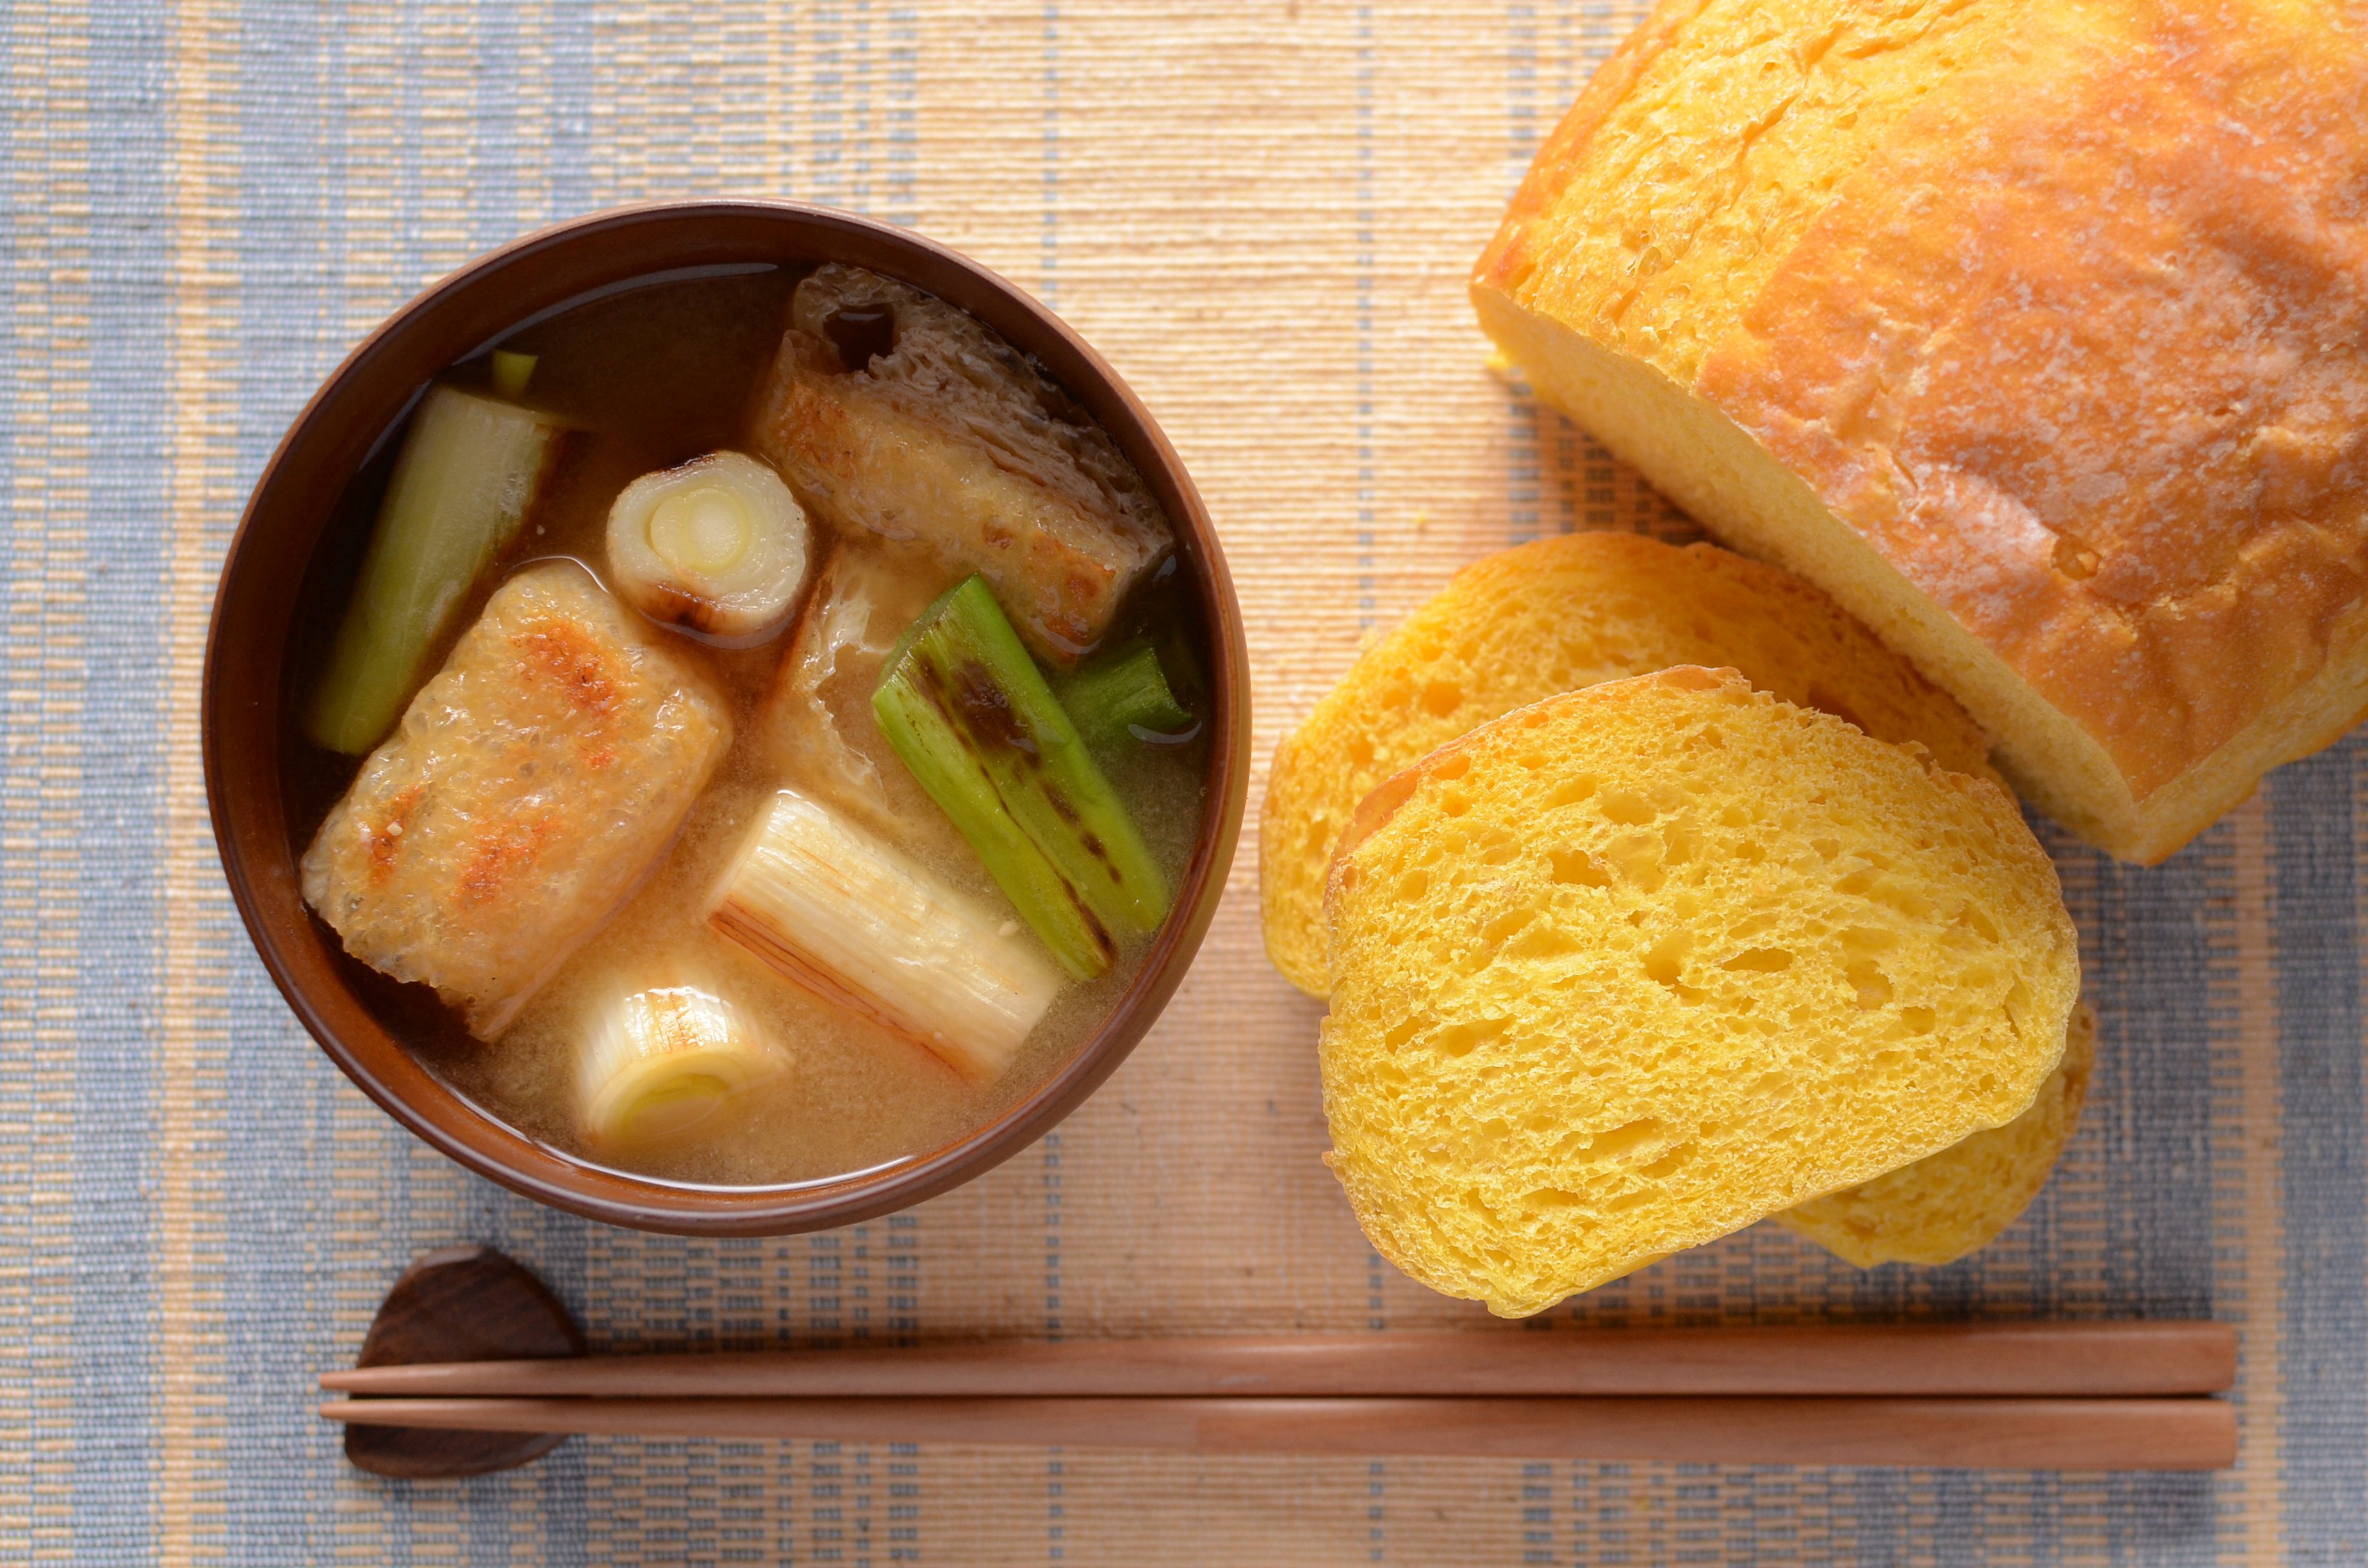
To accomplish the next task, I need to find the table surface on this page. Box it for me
[3,1,2361,1562]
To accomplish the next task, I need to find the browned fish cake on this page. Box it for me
[301,560,733,1038]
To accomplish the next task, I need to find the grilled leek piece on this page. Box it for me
[607,451,812,646]
[1058,639,1196,749]
[873,575,1170,979]
[307,385,566,754]
[707,789,1063,1081]
[577,956,787,1149]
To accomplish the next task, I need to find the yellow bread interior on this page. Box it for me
[1779,1002,2095,1268]
[1260,531,1998,998]
[1474,0,2368,864]
[1319,668,2080,1316]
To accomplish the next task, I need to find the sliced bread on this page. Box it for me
[1778,1002,2095,1268]
[1319,667,2080,1316]
[1262,532,1996,997]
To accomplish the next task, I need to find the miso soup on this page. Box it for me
[285,264,1210,1187]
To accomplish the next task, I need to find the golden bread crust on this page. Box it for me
[1479,0,1711,294]
[1697,1,2368,800]
[1474,0,2368,854]
[1479,0,2019,385]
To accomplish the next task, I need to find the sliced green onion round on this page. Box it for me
[607,451,812,647]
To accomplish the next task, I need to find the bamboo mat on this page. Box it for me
[0,1,2359,1562]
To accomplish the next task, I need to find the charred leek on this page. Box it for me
[1058,640,1195,749]
[707,789,1063,1081]
[307,385,565,754]
[577,957,786,1149]
[872,575,1170,979]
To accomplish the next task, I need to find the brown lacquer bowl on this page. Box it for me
[204,201,1247,1234]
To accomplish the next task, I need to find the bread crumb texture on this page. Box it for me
[1319,669,2078,1316]
[1779,1001,2095,1268]
[1262,532,1996,996]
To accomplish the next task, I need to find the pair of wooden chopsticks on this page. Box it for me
[320,1321,2239,1469]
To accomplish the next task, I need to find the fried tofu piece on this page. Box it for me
[302,560,733,1038]
[750,264,1171,663]
[754,541,965,858]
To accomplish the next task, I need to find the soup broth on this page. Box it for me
[285,266,1210,1187]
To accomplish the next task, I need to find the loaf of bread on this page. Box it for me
[1320,668,2080,1314]
[1261,532,1997,997]
[1779,1002,2095,1268]
[1473,0,2368,863]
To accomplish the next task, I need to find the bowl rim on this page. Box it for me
[202,198,1249,1234]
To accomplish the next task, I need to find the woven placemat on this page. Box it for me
[0,1,2357,1561]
